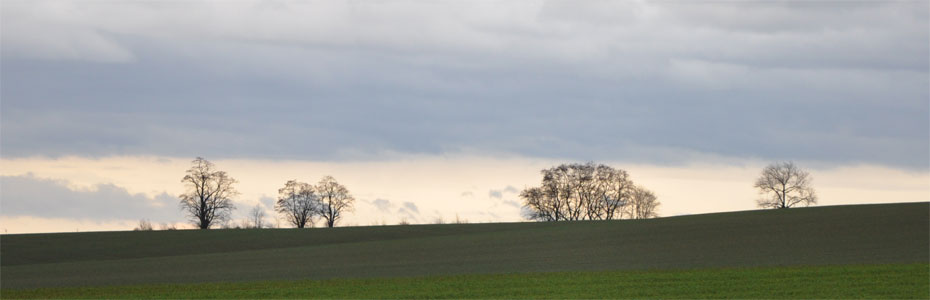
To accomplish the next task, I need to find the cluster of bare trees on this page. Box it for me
[177,157,355,229]
[133,219,154,231]
[248,204,268,228]
[520,163,660,221]
[275,176,355,228]
[174,157,817,231]
[519,161,817,222]
[134,219,178,231]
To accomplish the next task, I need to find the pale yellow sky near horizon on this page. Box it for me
[1,155,927,234]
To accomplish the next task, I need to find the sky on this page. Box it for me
[1,0,927,233]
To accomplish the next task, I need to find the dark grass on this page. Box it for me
[1,202,927,290]
[4,263,928,299]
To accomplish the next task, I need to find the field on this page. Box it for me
[5,263,927,299]
[2,202,928,298]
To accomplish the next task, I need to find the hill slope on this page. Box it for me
[2,202,928,289]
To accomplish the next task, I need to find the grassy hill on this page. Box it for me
[2,202,928,295]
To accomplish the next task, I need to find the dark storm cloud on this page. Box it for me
[0,174,183,222]
[1,1,927,169]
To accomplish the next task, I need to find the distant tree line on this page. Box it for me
[520,162,660,221]
[176,157,356,229]
[164,157,817,231]
[133,219,177,231]
[276,176,355,228]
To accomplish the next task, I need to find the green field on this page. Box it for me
[2,202,928,298]
[5,263,927,299]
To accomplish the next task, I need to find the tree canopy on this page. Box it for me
[520,162,658,221]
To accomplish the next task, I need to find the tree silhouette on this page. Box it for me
[249,204,267,229]
[276,180,319,228]
[754,161,817,209]
[521,163,656,221]
[179,157,238,229]
[629,185,659,219]
[316,176,355,228]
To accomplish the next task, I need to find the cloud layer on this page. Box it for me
[0,174,182,222]
[1,1,927,169]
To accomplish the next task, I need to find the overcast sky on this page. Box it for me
[2,1,928,233]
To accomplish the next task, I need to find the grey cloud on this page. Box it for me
[1,1,926,169]
[0,174,183,222]
[0,1,136,63]
[663,1,926,35]
[260,196,276,210]
[401,202,419,214]
[365,198,418,219]
[502,200,521,209]
[490,186,520,199]
[372,199,393,213]
[396,202,421,223]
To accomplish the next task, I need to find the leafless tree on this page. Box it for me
[134,219,153,231]
[521,163,649,222]
[598,165,634,220]
[453,214,468,224]
[249,204,267,229]
[275,180,319,228]
[629,185,660,219]
[316,176,355,228]
[754,161,817,209]
[179,157,238,229]
[237,219,251,229]
[521,186,556,221]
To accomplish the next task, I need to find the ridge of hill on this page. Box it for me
[2,202,927,289]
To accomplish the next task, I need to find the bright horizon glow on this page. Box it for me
[2,155,926,234]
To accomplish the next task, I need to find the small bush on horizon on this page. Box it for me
[133,219,153,231]
[158,223,177,230]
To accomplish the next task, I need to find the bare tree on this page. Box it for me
[316,176,355,228]
[134,219,153,231]
[521,186,556,221]
[521,163,645,221]
[275,180,318,228]
[249,204,267,229]
[754,161,817,209]
[453,214,468,224]
[179,157,239,229]
[629,186,660,219]
[158,222,177,230]
[598,165,633,220]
